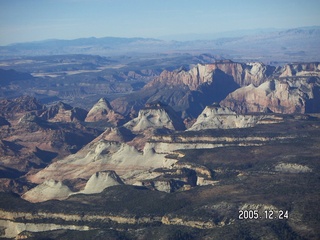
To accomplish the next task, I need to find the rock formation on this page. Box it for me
[124,102,185,132]
[146,60,273,89]
[22,171,124,202]
[188,104,283,130]
[0,96,99,174]
[40,102,88,122]
[221,76,320,114]
[0,96,44,123]
[80,171,124,194]
[279,62,320,77]
[85,98,125,126]
[275,162,312,173]
[111,60,274,118]
[220,62,320,114]
[22,179,73,203]
[26,139,171,186]
[93,127,134,143]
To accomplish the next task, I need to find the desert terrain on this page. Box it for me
[0,27,320,239]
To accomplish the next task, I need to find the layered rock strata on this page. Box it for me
[40,102,87,122]
[221,77,320,114]
[85,98,125,126]
[188,105,283,130]
[124,102,185,131]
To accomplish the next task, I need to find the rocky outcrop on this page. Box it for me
[22,179,73,203]
[18,112,43,126]
[141,179,185,193]
[22,171,124,202]
[0,219,91,239]
[80,171,124,194]
[0,96,44,123]
[146,129,295,155]
[0,208,216,238]
[0,97,99,173]
[139,168,197,193]
[40,102,88,122]
[279,62,320,77]
[147,60,273,90]
[93,127,134,143]
[275,163,312,173]
[24,107,298,202]
[27,139,172,186]
[188,104,283,130]
[0,117,98,172]
[85,98,125,126]
[111,60,274,118]
[124,102,185,132]
[221,76,320,114]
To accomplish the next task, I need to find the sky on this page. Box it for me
[0,0,320,45]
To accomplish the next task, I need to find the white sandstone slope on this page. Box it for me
[27,139,173,185]
[80,171,124,194]
[22,179,73,203]
[24,135,177,202]
[23,170,124,203]
[85,98,125,125]
[275,163,312,173]
[124,102,185,132]
[188,105,282,131]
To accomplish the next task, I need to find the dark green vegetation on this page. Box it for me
[0,116,319,239]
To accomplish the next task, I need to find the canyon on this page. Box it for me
[0,93,319,239]
[0,43,320,238]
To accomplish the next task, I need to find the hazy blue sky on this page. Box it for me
[0,0,319,45]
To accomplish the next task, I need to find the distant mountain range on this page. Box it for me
[1,26,319,62]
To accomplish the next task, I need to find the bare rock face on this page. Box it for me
[80,171,124,194]
[188,105,236,130]
[147,60,273,90]
[22,171,124,202]
[18,112,43,126]
[0,96,44,123]
[111,60,274,118]
[221,76,320,114]
[241,62,276,86]
[124,102,185,132]
[0,97,99,173]
[279,62,320,77]
[40,102,87,122]
[85,98,125,126]
[0,117,98,173]
[275,163,312,173]
[27,139,171,185]
[141,179,184,193]
[140,168,197,193]
[188,105,282,130]
[21,179,73,203]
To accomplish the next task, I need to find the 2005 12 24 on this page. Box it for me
[239,210,289,220]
